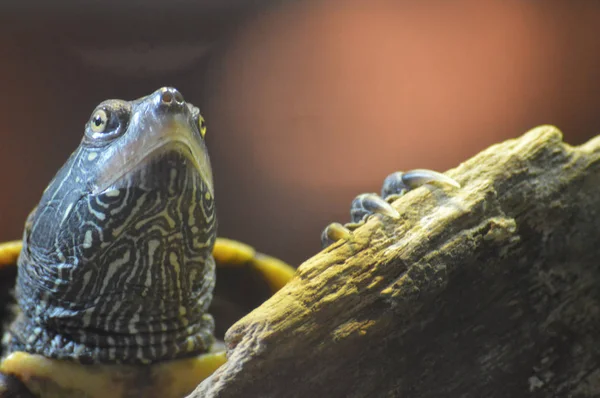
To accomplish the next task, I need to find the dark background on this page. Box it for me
[0,0,599,265]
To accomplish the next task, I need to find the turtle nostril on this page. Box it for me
[157,88,187,111]
[173,91,184,104]
[161,91,174,105]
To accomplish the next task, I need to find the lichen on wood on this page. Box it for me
[191,126,600,398]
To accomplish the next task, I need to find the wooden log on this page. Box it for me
[191,126,600,398]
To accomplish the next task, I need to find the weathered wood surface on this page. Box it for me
[191,126,600,398]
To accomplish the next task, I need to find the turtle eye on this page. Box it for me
[85,106,126,143]
[85,101,130,144]
[90,109,109,134]
[198,115,207,138]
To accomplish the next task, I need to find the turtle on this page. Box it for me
[0,87,459,398]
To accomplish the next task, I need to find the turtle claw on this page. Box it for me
[321,168,460,249]
[321,193,398,248]
[350,193,400,224]
[382,169,459,198]
[321,222,353,248]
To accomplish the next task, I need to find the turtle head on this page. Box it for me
[82,87,213,197]
[11,88,217,364]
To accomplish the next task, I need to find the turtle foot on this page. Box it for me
[0,371,36,398]
[321,169,460,248]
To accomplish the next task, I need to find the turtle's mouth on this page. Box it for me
[92,115,213,195]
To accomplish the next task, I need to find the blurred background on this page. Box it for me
[0,0,599,265]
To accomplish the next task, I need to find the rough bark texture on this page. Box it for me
[191,126,600,398]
